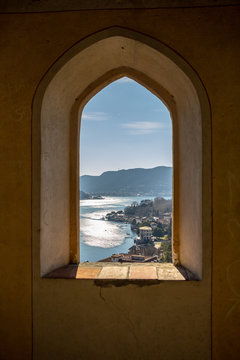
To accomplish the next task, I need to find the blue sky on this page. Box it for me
[80,77,172,176]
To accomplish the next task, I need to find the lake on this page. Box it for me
[80,195,170,262]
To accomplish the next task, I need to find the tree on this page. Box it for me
[153,227,164,237]
[153,222,164,237]
[124,206,135,215]
[161,242,172,262]
[166,219,172,240]
[131,201,138,207]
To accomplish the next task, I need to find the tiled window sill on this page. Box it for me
[44,263,197,281]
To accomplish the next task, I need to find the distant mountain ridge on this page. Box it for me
[80,166,172,196]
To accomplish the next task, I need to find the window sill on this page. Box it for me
[44,263,197,281]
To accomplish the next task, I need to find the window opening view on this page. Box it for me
[80,77,172,264]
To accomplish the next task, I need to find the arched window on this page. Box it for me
[79,77,172,263]
[32,28,211,280]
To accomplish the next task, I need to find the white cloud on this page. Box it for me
[81,112,108,121]
[116,77,135,84]
[121,121,168,134]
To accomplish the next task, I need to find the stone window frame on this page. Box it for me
[32,27,211,281]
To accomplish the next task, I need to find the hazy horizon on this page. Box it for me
[80,77,172,176]
[81,164,173,177]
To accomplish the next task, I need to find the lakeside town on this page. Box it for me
[100,197,172,263]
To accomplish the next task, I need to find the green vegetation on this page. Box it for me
[161,242,172,262]
[106,196,172,263]
[125,197,172,218]
[152,222,164,237]
[131,219,136,226]
[80,166,172,196]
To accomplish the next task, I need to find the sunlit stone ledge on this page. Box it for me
[44,263,198,281]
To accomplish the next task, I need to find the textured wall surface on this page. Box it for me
[0,5,239,360]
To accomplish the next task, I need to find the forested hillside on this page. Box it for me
[80,166,172,196]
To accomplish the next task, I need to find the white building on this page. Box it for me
[139,226,152,243]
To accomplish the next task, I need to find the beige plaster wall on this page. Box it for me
[0,5,239,360]
[34,31,209,360]
[37,32,206,278]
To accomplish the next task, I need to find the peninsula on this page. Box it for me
[102,197,172,263]
[80,190,104,200]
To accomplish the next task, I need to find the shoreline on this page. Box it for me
[80,195,172,262]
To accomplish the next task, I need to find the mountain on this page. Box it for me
[80,166,172,196]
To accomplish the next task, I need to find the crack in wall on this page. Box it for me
[98,286,143,358]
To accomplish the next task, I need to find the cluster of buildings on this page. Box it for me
[99,225,169,263]
[99,253,158,263]
[102,204,172,263]
[105,210,172,228]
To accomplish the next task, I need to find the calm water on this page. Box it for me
[80,196,169,262]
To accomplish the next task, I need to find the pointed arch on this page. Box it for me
[32,27,211,279]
